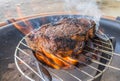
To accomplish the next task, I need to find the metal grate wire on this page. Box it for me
[14,31,115,81]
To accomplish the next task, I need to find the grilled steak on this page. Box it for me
[27,18,96,69]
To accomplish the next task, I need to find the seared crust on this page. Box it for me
[27,18,96,69]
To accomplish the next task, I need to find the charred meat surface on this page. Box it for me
[27,18,96,69]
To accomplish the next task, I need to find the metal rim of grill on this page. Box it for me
[14,30,114,81]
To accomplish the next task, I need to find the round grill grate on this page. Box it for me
[14,30,114,81]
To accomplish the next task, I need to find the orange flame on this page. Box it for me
[35,47,78,69]
[11,5,33,34]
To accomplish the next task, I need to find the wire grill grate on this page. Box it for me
[14,31,114,81]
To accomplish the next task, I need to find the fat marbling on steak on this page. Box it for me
[27,18,96,69]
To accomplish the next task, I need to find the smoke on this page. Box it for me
[64,0,102,29]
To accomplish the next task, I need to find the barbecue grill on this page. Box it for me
[0,13,120,81]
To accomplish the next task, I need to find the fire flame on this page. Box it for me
[34,49,78,69]
[41,47,78,69]
[11,6,33,34]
